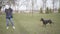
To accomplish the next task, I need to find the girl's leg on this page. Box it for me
[6,18,9,29]
[6,18,9,27]
[9,18,14,26]
[9,18,15,29]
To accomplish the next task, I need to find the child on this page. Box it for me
[5,5,15,29]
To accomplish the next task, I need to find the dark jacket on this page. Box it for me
[5,8,13,19]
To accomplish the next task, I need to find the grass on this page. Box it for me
[0,13,60,34]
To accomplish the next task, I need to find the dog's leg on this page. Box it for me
[43,24,46,27]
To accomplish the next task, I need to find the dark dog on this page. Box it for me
[40,18,53,25]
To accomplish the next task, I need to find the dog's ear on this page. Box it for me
[41,18,43,19]
[40,18,43,21]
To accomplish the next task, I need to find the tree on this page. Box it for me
[52,0,55,13]
[59,0,60,9]
[45,7,49,14]
[40,8,43,13]
[45,7,53,14]
[8,0,15,6]
[0,0,2,15]
[42,0,47,13]
[32,0,34,15]
[58,8,60,13]
[52,0,59,13]
[0,6,2,15]
[49,8,52,13]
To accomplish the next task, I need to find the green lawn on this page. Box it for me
[0,13,60,34]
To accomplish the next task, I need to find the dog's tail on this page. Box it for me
[51,21,54,24]
[49,19,54,24]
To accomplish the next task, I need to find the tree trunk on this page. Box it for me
[42,0,47,13]
[0,6,2,15]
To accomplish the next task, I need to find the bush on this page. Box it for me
[45,7,49,14]
[45,7,52,14]
[58,8,60,13]
[40,8,43,13]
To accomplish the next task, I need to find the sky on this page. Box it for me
[6,0,59,10]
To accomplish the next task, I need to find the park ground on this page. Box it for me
[0,13,60,34]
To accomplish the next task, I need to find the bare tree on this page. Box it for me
[52,0,54,12]
[31,0,34,15]
[0,0,3,14]
[40,7,43,13]
[0,1,2,10]
[59,0,60,8]
[8,0,15,6]
[52,0,59,13]
[42,0,47,13]
[58,0,60,13]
